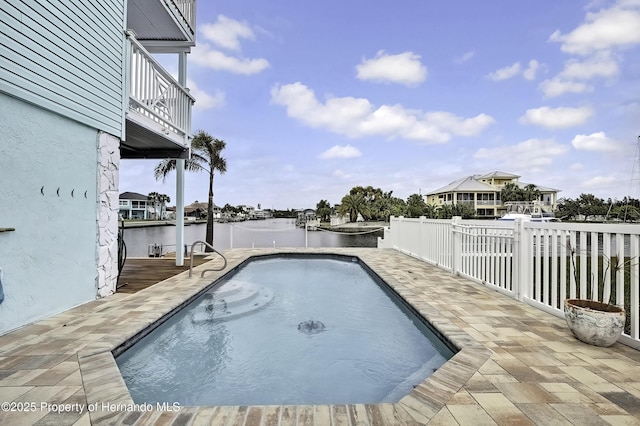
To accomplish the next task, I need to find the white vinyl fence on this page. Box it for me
[378,216,640,349]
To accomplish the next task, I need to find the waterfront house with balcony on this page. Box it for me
[119,192,152,220]
[0,0,196,334]
[424,171,559,218]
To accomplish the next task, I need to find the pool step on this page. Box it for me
[191,281,274,323]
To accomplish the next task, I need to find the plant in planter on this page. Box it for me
[564,243,634,347]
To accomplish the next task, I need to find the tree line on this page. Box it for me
[556,194,640,222]
[317,186,477,222]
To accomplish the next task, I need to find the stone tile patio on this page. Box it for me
[1,248,640,425]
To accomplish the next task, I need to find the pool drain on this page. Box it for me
[298,320,325,334]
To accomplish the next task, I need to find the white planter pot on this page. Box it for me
[564,299,625,347]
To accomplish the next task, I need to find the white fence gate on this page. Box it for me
[378,216,640,349]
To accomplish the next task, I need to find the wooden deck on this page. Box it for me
[116,255,212,293]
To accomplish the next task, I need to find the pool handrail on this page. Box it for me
[189,241,227,277]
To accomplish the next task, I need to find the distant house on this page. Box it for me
[119,192,151,220]
[236,205,255,220]
[185,202,221,219]
[425,171,560,218]
[296,209,317,226]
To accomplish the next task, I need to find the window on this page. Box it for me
[456,193,474,201]
[476,209,495,216]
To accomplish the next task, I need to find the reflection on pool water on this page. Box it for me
[116,255,454,406]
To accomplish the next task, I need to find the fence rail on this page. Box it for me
[127,35,194,143]
[378,216,640,349]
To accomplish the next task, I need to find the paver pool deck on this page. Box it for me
[1,248,640,425]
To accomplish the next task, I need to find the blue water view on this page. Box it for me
[122,219,382,256]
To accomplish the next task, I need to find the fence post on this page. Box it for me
[419,216,426,260]
[452,216,461,275]
[512,219,525,301]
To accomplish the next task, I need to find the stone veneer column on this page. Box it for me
[96,132,120,297]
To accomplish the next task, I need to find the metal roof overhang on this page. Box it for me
[122,119,189,159]
[127,0,194,45]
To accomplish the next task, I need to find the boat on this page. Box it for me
[498,201,558,222]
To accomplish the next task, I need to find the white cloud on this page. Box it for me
[455,51,475,64]
[319,145,362,159]
[200,15,255,51]
[474,139,569,171]
[559,53,619,80]
[542,2,638,98]
[333,169,351,179]
[356,51,427,86]
[539,77,592,97]
[523,60,541,80]
[570,163,585,171]
[520,106,593,129]
[583,175,617,189]
[549,2,640,55]
[191,43,269,75]
[270,82,494,144]
[487,62,521,81]
[488,59,541,81]
[571,131,623,152]
[188,79,225,110]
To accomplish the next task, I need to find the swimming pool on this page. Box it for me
[116,254,455,406]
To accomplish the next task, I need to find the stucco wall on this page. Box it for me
[0,93,100,334]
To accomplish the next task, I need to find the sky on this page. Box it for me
[120,0,640,210]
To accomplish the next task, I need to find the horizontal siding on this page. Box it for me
[0,0,125,138]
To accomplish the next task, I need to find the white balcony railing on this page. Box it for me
[127,35,194,145]
[172,0,196,32]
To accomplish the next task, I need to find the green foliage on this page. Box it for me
[316,199,332,222]
[337,193,371,222]
[501,183,541,203]
[155,130,227,249]
[611,205,640,221]
[436,203,476,219]
[556,193,624,221]
[332,186,405,222]
[369,191,405,221]
[405,193,427,218]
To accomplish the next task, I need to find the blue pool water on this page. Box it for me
[116,255,454,406]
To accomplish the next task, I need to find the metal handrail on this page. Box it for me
[189,240,227,277]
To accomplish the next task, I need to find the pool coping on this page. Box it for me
[75,248,490,424]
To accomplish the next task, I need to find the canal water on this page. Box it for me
[122,219,383,257]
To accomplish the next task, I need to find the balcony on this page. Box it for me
[122,35,194,159]
[476,200,504,206]
[127,0,196,52]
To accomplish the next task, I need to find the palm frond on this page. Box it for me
[154,159,177,183]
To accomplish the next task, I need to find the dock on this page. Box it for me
[116,255,211,293]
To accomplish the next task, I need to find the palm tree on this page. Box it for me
[523,184,541,202]
[147,191,160,219]
[316,199,332,222]
[155,130,227,251]
[500,182,524,202]
[157,193,170,219]
[337,193,370,222]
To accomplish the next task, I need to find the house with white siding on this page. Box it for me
[424,171,560,218]
[0,1,197,334]
[119,192,152,220]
